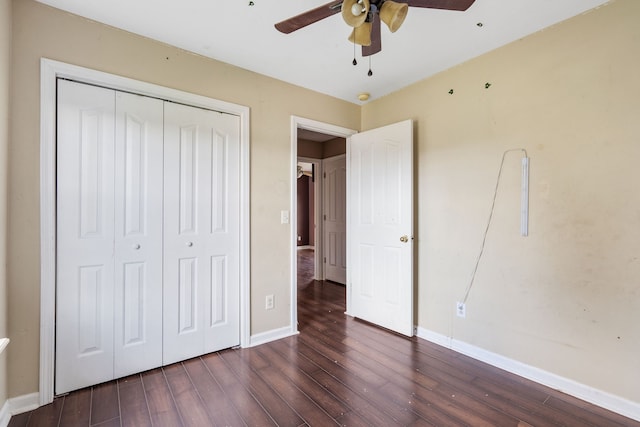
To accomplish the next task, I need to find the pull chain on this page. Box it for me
[352,40,357,66]
[367,56,373,76]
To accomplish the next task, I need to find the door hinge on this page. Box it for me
[324,257,326,263]
[324,172,326,178]
[324,214,326,220]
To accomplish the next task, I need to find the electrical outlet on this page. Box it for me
[265,294,275,310]
[456,302,466,318]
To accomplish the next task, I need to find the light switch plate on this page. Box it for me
[281,210,290,224]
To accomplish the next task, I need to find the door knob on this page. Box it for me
[133,244,141,250]
[400,235,409,243]
[187,242,193,247]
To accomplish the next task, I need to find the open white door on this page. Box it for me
[347,120,413,336]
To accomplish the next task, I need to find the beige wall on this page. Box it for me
[298,137,346,159]
[363,0,639,404]
[323,137,346,159]
[298,138,324,159]
[8,0,359,397]
[7,0,638,410]
[0,0,10,409]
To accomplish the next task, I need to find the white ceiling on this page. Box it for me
[35,0,610,103]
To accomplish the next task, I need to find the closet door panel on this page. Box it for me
[203,114,240,353]
[163,103,240,364]
[113,92,164,377]
[163,113,204,362]
[56,80,116,394]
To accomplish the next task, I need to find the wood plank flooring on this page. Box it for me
[296,248,315,290]
[10,252,639,426]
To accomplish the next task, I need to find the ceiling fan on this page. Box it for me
[275,0,476,57]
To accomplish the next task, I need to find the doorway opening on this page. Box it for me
[296,158,319,291]
[289,117,357,332]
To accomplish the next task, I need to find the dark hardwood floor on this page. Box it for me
[297,248,315,290]
[10,254,638,426]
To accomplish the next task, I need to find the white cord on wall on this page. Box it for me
[461,149,529,305]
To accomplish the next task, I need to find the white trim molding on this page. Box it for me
[39,58,251,407]
[8,392,40,416]
[0,336,8,427]
[416,327,640,423]
[0,400,9,427]
[249,326,299,348]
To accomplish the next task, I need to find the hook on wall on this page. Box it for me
[485,82,492,89]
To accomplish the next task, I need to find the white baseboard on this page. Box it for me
[8,392,40,416]
[416,327,640,423]
[249,326,299,347]
[0,399,10,427]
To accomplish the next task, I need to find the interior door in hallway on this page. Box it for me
[323,155,347,284]
[162,102,241,365]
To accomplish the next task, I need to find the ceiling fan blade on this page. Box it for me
[405,0,475,11]
[275,1,343,34]
[362,14,381,57]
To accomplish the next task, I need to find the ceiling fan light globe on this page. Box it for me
[348,22,372,46]
[380,1,408,33]
[342,0,369,27]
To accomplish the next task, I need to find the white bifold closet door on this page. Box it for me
[162,102,240,365]
[56,80,240,394]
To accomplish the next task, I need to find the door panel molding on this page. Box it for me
[40,58,250,405]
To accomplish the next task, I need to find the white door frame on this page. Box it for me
[39,58,251,405]
[289,116,356,333]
